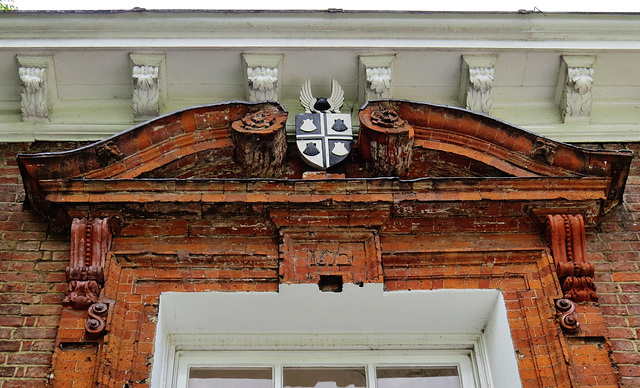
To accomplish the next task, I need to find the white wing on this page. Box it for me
[299,79,317,113]
[327,79,344,113]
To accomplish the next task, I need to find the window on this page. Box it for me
[152,284,521,388]
[177,350,476,388]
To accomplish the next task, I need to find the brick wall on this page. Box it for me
[1,141,640,387]
[0,143,88,388]
[585,143,640,387]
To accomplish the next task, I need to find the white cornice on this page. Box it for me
[2,11,640,49]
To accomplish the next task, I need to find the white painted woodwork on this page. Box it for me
[130,53,166,121]
[556,55,596,123]
[1,11,640,142]
[243,53,283,102]
[151,284,521,388]
[460,55,497,115]
[359,55,395,106]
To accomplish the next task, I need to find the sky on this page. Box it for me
[11,0,640,12]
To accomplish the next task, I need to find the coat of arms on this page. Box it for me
[296,79,353,170]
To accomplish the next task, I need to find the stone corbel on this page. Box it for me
[130,54,165,121]
[359,55,395,106]
[64,218,112,335]
[16,55,53,121]
[242,54,283,102]
[556,55,595,123]
[460,55,497,115]
[545,214,598,303]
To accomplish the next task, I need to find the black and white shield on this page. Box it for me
[295,113,353,170]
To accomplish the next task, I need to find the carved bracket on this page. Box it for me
[555,298,580,334]
[557,55,595,122]
[243,54,283,102]
[85,302,110,337]
[130,54,165,122]
[17,55,54,121]
[359,55,395,106]
[460,55,497,115]
[545,214,598,302]
[132,65,159,119]
[64,218,112,310]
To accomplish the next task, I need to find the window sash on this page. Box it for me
[175,350,477,388]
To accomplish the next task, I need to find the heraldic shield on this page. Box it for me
[295,112,353,170]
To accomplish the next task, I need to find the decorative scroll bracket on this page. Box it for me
[242,54,283,102]
[556,55,595,123]
[359,55,395,106]
[545,214,598,303]
[64,218,112,310]
[85,302,110,337]
[130,54,165,122]
[460,55,497,115]
[17,55,54,122]
[555,298,580,334]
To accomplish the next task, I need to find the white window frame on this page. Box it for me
[151,284,522,388]
[177,349,477,388]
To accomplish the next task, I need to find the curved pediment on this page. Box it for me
[18,100,632,224]
[360,100,632,181]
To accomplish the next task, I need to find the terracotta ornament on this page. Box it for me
[546,214,597,302]
[231,106,288,178]
[555,298,580,334]
[64,218,112,335]
[358,105,414,177]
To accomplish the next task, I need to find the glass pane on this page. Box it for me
[189,368,272,388]
[284,367,367,388]
[376,367,461,388]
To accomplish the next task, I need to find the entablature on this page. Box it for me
[17,100,632,228]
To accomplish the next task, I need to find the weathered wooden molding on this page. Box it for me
[64,218,112,310]
[359,55,395,106]
[556,55,595,123]
[545,214,597,302]
[130,54,165,121]
[242,54,283,102]
[460,55,497,115]
[16,55,53,122]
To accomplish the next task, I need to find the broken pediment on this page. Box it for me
[18,100,632,226]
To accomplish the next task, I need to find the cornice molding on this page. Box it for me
[3,12,640,49]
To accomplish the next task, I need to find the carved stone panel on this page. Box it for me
[280,229,382,285]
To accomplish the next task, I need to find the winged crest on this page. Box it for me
[299,79,345,113]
